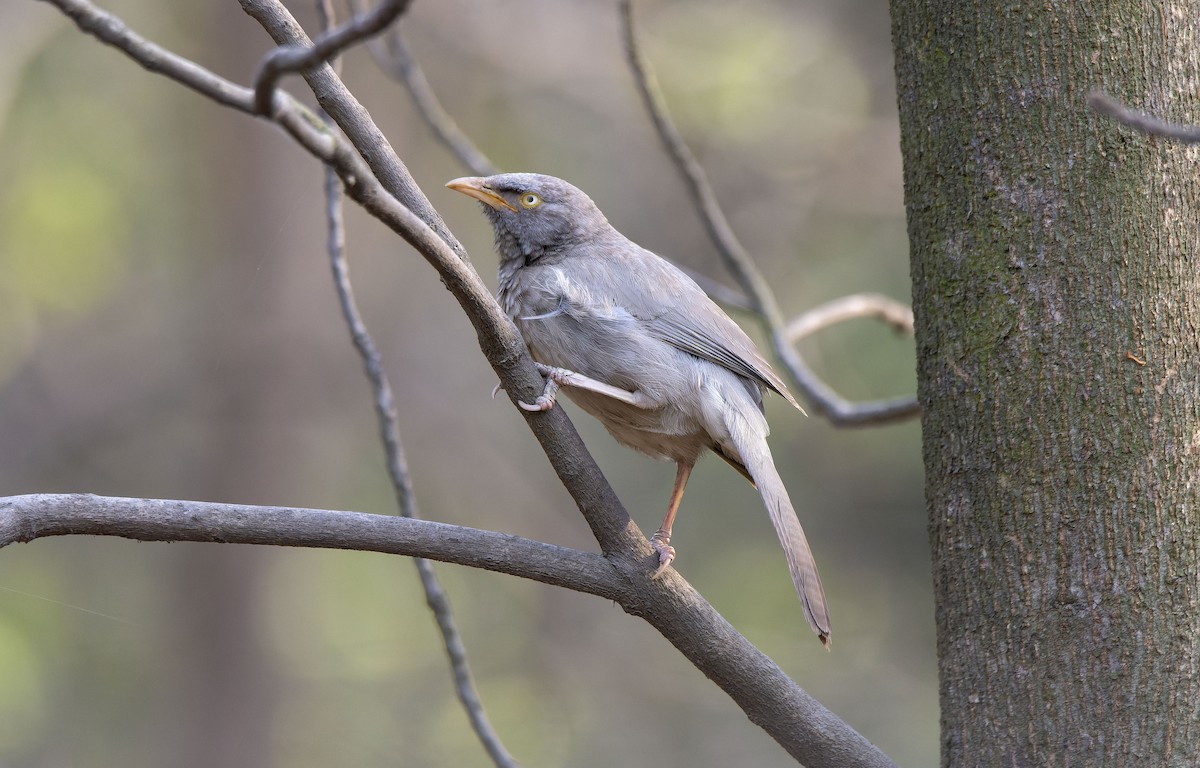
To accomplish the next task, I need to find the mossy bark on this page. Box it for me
[891,3,1200,765]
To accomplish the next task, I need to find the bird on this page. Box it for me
[447,172,831,646]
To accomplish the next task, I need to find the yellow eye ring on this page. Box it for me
[519,192,542,209]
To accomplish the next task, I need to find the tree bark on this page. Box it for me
[892,2,1200,766]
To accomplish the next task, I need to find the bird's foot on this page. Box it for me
[649,531,676,578]
[518,363,571,412]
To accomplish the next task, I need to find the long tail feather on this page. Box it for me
[733,434,831,646]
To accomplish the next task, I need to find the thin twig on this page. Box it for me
[1088,89,1200,143]
[241,0,473,268]
[253,0,411,115]
[362,9,756,312]
[316,12,515,763]
[618,0,919,425]
[324,176,519,768]
[786,293,914,342]
[366,25,497,176]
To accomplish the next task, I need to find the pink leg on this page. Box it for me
[651,462,693,577]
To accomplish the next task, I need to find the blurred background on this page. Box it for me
[0,0,931,765]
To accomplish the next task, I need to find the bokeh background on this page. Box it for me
[0,0,932,765]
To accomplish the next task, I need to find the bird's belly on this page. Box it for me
[519,318,713,464]
[561,386,710,464]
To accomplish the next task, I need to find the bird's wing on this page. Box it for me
[645,307,800,410]
[604,246,801,411]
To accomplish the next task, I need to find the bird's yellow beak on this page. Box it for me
[445,177,517,213]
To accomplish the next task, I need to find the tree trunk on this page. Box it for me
[891,3,1200,766]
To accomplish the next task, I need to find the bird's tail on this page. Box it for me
[733,431,831,647]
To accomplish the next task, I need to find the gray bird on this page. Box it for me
[447,172,831,646]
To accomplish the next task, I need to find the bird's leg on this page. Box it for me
[519,362,657,412]
[650,462,692,577]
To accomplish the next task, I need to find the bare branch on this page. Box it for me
[313,0,340,73]
[618,0,919,426]
[0,494,621,596]
[786,293,915,342]
[239,0,469,264]
[1,493,898,768]
[252,0,412,115]
[1089,89,1200,143]
[318,51,516,768]
[367,26,498,176]
[618,0,767,314]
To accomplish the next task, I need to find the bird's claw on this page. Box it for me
[649,532,676,578]
[518,393,556,412]
[518,363,571,412]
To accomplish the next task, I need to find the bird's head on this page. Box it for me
[446,173,612,263]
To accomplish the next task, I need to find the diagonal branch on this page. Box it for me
[230,0,640,559]
[240,0,469,265]
[618,0,919,426]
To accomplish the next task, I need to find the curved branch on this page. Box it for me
[786,293,915,342]
[1088,89,1200,143]
[618,0,919,426]
[0,494,622,597]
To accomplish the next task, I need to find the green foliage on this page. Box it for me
[2,161,130,312]
[650,0,871,145]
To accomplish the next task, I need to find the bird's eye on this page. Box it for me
[519,192,542,209]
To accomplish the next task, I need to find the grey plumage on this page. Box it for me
[447,172,831,646]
